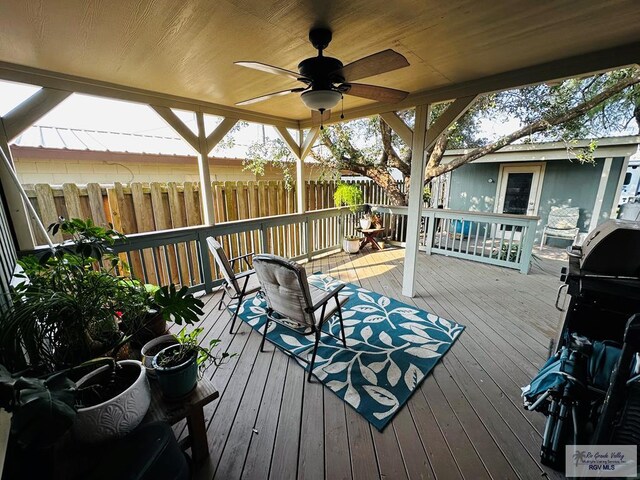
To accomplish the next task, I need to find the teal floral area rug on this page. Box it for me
[233,273,465,430]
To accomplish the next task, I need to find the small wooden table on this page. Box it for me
[142,378,219,464]
[359,227,385,251]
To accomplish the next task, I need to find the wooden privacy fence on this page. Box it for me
[23,178,398,242]
[22,179,396,285]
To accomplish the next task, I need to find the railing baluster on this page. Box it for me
[125,251,134,278]
[151,247,162,285]
[498,225,506,262]
[185,241,195,286]
[444,219,450,251]
[480,222,488,258]
[138,249,149,283]
[197,231,213,292]
[163,245,173,284]
[473,222,480,256]
[260,224,268,254]
[506,225,515,265]
[175,243,185,286]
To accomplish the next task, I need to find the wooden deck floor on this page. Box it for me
[185,248,567,480]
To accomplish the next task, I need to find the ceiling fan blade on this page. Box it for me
[337,49,409,82]
[311,109,331,127]
[341,83,409,103]
[236,88,305,106]
[235,61,308,82]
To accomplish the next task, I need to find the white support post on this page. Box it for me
[0,125,52,248]
[611,155,631,219]
[296,154,306,215]
[276,126,320,214]
[589,156,613,231]
[3,88,72,142]
[425,95,477,150]
[195,112,216,225]
[297,127,319,214]
[151,106,238,226]
[380,112,413,146]
[0,88,71,250]
[0,128,35,249]
[402,104,430,298]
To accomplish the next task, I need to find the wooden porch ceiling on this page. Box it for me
[0,1,638,127]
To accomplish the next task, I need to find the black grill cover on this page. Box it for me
[580,220,640,277]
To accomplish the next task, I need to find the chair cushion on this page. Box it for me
[253,255,313,325]
[545,226,579,238]
[547,206,579,230]
[312,289,350,327]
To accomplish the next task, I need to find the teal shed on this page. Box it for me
[442,136,640,247]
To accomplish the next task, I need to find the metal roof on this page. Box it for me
[12,125,197,156]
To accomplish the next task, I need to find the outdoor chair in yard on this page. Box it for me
[206,237,261,334]
[539,206,580,248]
[252,254,350,382]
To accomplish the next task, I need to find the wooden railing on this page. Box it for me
[21,206,539,294]
[372,206,539,273]
[106,206,363,293]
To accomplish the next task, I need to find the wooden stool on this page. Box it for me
[359,227,385,251]
[143,378,219,464]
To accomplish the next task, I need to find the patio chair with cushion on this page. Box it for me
[206,237,261,334]
[540,206,580,248]
[252,254,350,382]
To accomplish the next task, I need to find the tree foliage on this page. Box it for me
[245,67,640,205]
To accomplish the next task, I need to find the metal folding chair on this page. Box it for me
[206,237,261,334]
[252,254,350,382]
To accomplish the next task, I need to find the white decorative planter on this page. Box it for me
[73,360,151,443]
[360,218,372,230]
[343,238,360,254]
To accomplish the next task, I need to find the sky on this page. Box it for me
[0,78,522,145]
[0,79,635,160]
[0,79,282,158]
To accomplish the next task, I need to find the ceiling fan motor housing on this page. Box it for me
[298,56,344,90]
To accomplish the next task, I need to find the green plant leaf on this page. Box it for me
[9,372,77,449]
[154,285,205,325]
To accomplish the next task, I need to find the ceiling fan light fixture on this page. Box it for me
[301,89,341,111]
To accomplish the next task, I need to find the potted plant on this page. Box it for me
[342,235,360,254]
[371,212,383,229]
[140,333,178,378]
[72,358,151,443]
[360,213,372,230]
[152,327,231,400]
[118,282,205,350]
[0,218,131,373]
[0,364,77,477]
[333,183,366,253]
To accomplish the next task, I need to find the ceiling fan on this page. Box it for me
[235,28,410,123]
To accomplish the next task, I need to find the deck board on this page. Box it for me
[188,248,566,480]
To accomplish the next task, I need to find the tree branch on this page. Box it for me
[429,71,640,179]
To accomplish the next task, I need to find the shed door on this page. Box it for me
[496,164,544,215]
